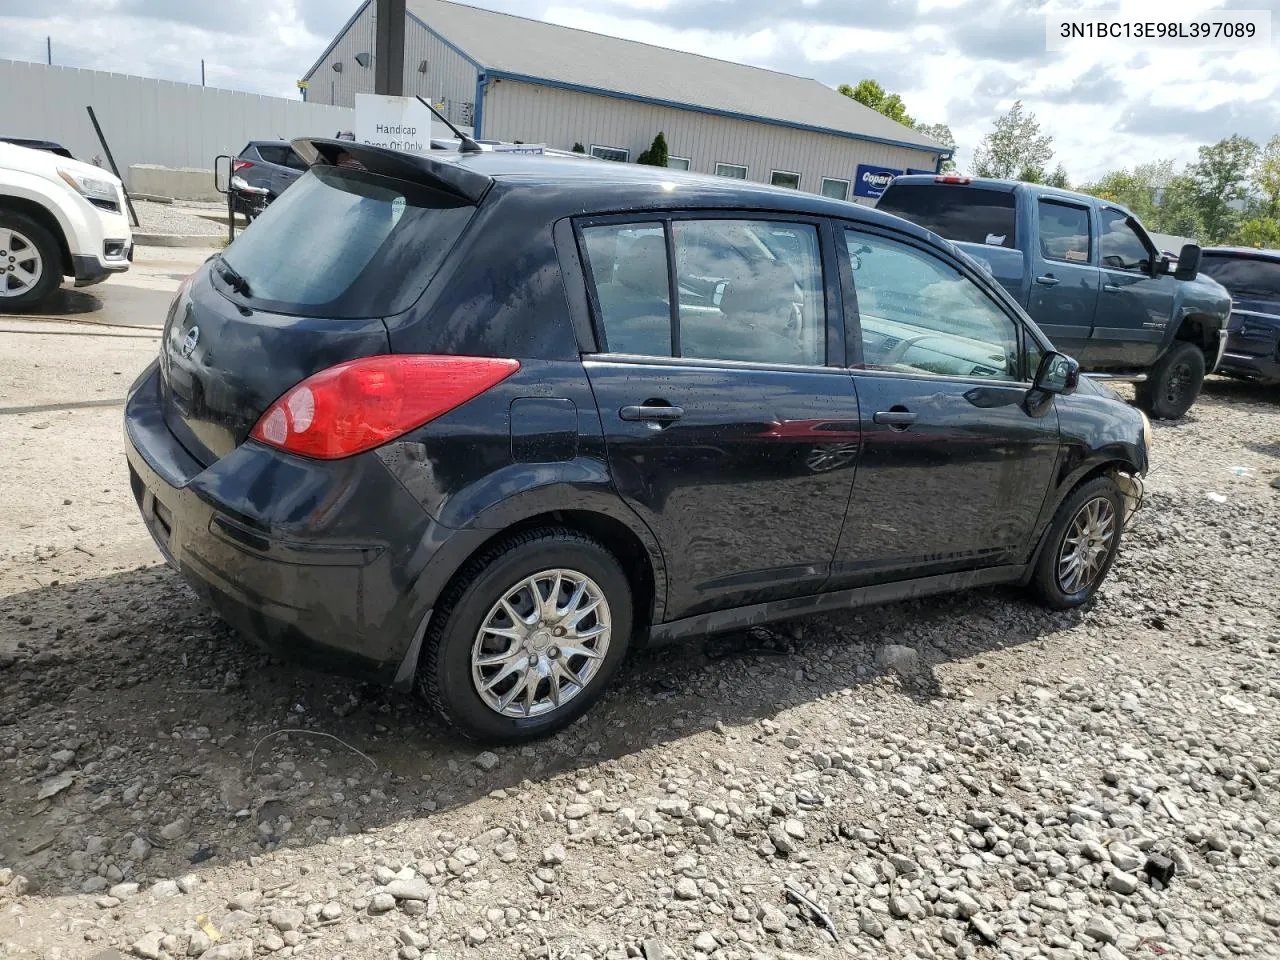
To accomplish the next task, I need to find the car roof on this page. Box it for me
[1202,246,1280,261]
[884,173,1139,218]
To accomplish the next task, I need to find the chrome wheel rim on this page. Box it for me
[471,568,611,718]
[0,227,43,299]
[1057,496,1116,594]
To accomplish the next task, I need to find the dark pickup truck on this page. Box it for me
[877,175,1232,418]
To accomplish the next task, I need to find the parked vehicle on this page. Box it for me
[231,140,308,210]
[0,137,75,159]
[124,140,1150,743]
[1199,247,1280,385]
[0,141,132,309]
[229,175,271,223]
[876,175,1232,419]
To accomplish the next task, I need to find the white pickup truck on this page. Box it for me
[0,141,133,309]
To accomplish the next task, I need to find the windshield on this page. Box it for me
[1200,254,1280,303]
[877,184,1018,249]
[217,164,475,318]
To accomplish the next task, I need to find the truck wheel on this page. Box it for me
[1135,342,1205,420]
[0,212,62,311]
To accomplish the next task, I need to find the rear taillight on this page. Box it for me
[935,175,972,184]
[232,159,254,173]
[249,355,520,460]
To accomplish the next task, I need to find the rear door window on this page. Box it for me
[255,144,290,166]
[215,165,475,318]
[1038,200,1091,263]
[1200,255,1280,301]
[876,184,1017,248]
[579,223,672,357]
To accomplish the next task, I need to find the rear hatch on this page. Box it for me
[159,143,488,466]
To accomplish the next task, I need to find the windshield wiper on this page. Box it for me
[216,255,252,297]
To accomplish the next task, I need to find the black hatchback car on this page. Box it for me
[124,139,1150,742]
[1200,247,1280,384]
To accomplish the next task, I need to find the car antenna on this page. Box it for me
[415,96,483,154]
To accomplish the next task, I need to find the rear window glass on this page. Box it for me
[216,165,475,318]
[876,184,1017,249]
[1200,254,1280,302]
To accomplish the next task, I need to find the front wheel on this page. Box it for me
[1030,476,1125,610]
[418,529,633,743]
[0,212,62,310]
[1135,341,1205,420]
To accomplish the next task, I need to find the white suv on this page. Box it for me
[0,141,133,309]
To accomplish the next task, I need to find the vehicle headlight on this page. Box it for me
[57,168,119,205]
[1139,410,1153,456]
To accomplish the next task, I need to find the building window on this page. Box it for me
[715,162,747,179]
[770,170,801,190]
[821,178,849,201]
[590,144,629,163]
[667,156,691,170]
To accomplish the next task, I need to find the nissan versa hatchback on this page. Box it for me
[124,140,1151,743]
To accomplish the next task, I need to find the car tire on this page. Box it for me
[417,527,633,743]
[1030,476,1126,610]
[0,211,62,311]
[1134,341,1205,420]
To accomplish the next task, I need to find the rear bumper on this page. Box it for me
[122,362,480,686]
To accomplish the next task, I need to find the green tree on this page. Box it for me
[839,79,914,127]
[1187,134,1258,243]
[1043,164,1071,189]
[636,132,669,167]
[1079,160,1173,225]
[1235,216,1280,248]
[571,142,585,153]
[972,101,1054,181]
[1153,174,1204,238]
[1252,134,1280,219]
[915,122,957,172]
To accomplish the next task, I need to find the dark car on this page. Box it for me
[232,140,309,201]
[124,139,1150,743]
[1200,247,1280,384]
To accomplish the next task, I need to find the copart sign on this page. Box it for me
[852,163,902,199]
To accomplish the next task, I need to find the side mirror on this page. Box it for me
[1034,351,1080,396]
[1174,243,1201,281]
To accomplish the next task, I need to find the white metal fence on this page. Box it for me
[1,60,354,188]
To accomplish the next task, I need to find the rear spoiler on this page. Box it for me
[291,138,493,204]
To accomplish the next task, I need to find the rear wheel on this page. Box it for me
[1031,476,1125,610]
[0,212,61,310]
[418,528,632,743]
[1135,341,1205,420]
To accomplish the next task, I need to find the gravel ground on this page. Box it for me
[132,200,227,238]
[0,359,1278,960]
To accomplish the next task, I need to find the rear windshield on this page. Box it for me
[877,184,1018,249]
[1200,254,1280,302]
[216,164,475,318]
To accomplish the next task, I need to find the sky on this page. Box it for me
[3,0,1278,182]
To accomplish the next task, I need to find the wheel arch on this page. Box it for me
[0,195,74,276]
[1174,311,1224,369]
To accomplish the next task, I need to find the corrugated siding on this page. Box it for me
[484,80,936,202]
[402,17,479,125]
[0,60,353,187]
[305,1,376,107]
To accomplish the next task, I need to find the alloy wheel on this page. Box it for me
[0,227,43,299]
[471,568,611,719]
[1057,496,1117,594]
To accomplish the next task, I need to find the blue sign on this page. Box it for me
[853,163,901,199]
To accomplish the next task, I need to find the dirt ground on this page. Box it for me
[1,312,1278,960]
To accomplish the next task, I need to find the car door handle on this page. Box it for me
[873,410,917,427]
[620,404,684,423]
[1034,274,1060,287]
[1103,283,1121,292]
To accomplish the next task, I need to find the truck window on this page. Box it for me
[875,184,1017,249]
[1037,201,1091,263]
[1200,254,1280,302]
[1099,209,1151,272]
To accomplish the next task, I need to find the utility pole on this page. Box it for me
[201,59,206,86]
[46,37,52,65]
[373,0,405,96]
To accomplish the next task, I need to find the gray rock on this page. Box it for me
[694,931,718,953]
[320,902,343,921]
[783,818,805,839]
[1108,843,1144,872]
[1099,946,1127,960]
[643,939,675,960]
[158,818,191,841]
[109,882,140,900]
[890,894,925,920]
[151,879,180,897]
[1108,870,1139,895]
[269,908,304,932]
[858,909,884,938]
[849,860,878,886]
[767,824,796,856]
[888,854,920,877]
[187,932,212,956]
[199,943,253,960]
[385,878,433,901]
[954,892,981,919]
[473,751,500,771]
[259,934,284,953]
[399,926,430,949]
[879,643,919,674]
[658,797,690,817]
[564,803,593,820]
[466,927,488,945]
[970,916,998,944]
[227,891,261,911]
[542,842,567,865]
[132,932,165,959]
[674,877,699,900]
[369,893,396,913]
[762,905,789,934]
[1083,916,1119,944]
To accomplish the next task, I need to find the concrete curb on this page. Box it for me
[132,233,224,248]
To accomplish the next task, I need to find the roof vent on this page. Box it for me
[354,52,371,68]
[331,61,343,73]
